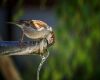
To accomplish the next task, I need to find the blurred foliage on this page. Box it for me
[40,0,47,10]
[42,0,100,80]
[12,0,24,21]
[1,0,7,7]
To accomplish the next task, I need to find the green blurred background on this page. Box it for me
[0,0,100,80]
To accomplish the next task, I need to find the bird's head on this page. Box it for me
[46,31,55,47]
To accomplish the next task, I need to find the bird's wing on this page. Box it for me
[31,20,49,29]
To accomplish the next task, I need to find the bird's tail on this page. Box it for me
[7,21,23,29]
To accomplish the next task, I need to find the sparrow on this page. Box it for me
[9,20,55,47]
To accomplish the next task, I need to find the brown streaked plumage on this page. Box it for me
[31,20,48,29]
[10,19,55,46]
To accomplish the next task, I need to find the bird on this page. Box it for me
[9,20,55,47]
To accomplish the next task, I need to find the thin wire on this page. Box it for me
[37,50,49,80]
